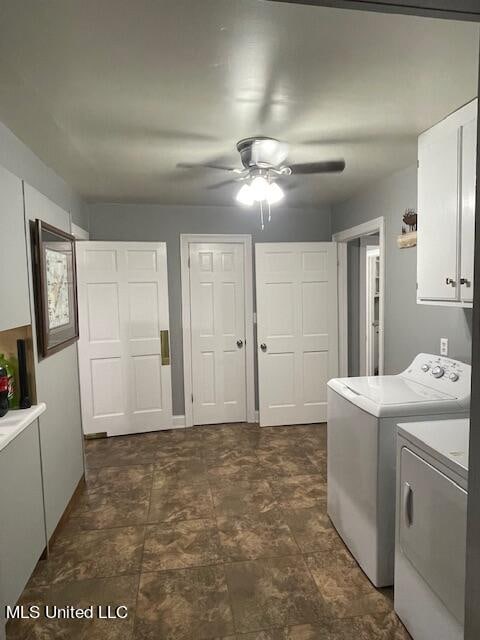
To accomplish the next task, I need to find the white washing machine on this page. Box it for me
[327,354,470,587]
[395,419,468,640]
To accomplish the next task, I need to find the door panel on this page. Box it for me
[132,355,163,412]
[189,243,246,425]
[77,242,172,436]
[256,242,338,426]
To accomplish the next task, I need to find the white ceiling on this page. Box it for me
[0,0,478,207]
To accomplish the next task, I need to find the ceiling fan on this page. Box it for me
[177,136,346,228]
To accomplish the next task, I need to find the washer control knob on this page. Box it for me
[432,366,445,379]
[421,364,430,372]
[449,373,459,382]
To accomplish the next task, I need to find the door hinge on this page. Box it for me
[191,393,194,403]
[187,257,190,268]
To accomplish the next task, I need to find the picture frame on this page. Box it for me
[31,219,79,359]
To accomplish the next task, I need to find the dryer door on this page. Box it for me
[399,447,467,624]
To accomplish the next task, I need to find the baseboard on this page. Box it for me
[172,415,186,428]
[173,414,259,428]
[48,474,86,552]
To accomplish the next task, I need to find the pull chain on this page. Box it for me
[260,201,264,230]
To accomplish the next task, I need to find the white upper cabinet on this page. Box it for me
[417,99,477,307]
[460,115,477,303]
[0,165,31,330]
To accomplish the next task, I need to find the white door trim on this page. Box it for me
[365,246,381,376]
[332,216,385,377]
[180,234,255,427]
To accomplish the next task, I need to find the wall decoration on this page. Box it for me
[31,219,79,358]
[397,208,417,249]
[402,208,417,232]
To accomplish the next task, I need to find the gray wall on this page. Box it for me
[23,185,84,538]
[0,121,86,229]
[88,203,332,416]
[332,165,472,374]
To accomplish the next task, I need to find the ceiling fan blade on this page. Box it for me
[289,160,346,175]
[176,162,236,172]
[206,179,239,190]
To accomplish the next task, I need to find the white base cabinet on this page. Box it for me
[417,99,477,307]
[0,419,47,638]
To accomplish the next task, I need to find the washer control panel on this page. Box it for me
[402,353,471,399]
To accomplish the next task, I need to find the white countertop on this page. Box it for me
[0,403,47,452]
[397,418,469,482]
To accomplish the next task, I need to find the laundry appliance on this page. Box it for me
[395,418,468,640]
[327,354,470,587]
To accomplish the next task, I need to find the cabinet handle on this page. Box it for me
[403,481,413,528]
[460,278,471,287]
[445,277,456,287]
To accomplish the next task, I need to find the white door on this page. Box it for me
[256,242,338,427]
[77,242,172,436]
[189,242,246,425]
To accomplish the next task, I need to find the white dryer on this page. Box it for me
[327,354,470,587]
[395,419,468,640]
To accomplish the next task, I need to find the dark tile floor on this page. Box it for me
[7,422,411,640]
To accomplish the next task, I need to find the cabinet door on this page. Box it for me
[0,421,46,613]
[0,166,31,330]
[460,116,477,303]
[417,127,459,302]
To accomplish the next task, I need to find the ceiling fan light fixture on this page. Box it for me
[236,183,254,206]
[250,176,270,202]
[267,182,284,204]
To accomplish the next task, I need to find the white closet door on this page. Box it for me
[77,242,172,436]
[189,243,246,425]
[256,242,338,427]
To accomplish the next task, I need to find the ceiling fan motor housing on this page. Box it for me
[236,137,288,169]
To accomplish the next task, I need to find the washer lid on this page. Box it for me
[343,375,457,405]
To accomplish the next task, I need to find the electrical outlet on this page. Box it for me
[440,338,449,356]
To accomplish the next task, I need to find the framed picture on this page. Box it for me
[32,219,79,358]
